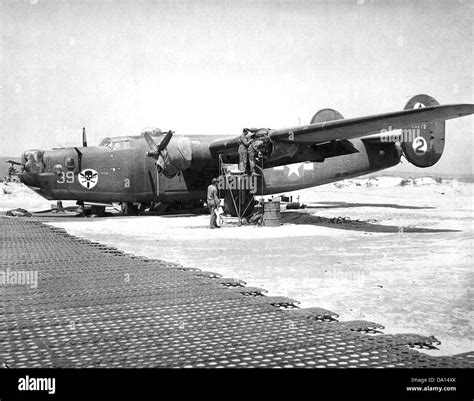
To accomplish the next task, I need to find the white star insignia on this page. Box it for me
[286,163,303,178]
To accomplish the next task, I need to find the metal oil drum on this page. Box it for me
[263,200,281,227]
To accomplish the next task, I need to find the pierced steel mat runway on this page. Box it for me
[0,216,472,368]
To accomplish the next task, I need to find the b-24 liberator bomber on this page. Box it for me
[11,94,474,216]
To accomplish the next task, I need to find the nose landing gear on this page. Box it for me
[90,205,106,217]
[121,202,139,215]
[75,201,106,217]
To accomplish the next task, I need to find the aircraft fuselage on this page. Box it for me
[19,133,401,204]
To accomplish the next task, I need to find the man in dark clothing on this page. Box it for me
[248,130,270,176]
[248,139,262,176]
[238,128,252,173]
[207,178,220,228]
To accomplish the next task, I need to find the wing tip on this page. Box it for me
[451,103,474,117]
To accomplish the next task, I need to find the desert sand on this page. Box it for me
[1,177,472,356]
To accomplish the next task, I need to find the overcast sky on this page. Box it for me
[1,0,472,174]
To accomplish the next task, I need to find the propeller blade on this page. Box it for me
[144,130,174,158]
[157,130,174,153]
[143,132,159,153]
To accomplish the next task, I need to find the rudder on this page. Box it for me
[400,94,445,168]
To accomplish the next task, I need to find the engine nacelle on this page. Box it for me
[145,131,192,179]
[160,136,192,178]
[400,94,445,168]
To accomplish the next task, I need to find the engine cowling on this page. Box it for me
[160,137,192,178]
[143,130,192,179]
[400,94,445,168]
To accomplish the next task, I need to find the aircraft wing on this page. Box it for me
[268,104,474,144]
[209,103,474,154]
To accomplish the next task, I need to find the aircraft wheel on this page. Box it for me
[138,203,148,213]
[121,202,138,215]
[76,200,85,215]
[90,205,105,217]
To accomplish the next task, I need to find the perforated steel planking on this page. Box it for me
[0,215,473,368]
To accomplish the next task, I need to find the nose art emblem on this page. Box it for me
[78,169,99,189]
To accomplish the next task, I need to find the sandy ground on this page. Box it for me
[1,182,52,212]
[1,177,472,356]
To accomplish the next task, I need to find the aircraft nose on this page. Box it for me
[19,171,39,187]
[18,149,47,188]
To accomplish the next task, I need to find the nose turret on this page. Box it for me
[18,149,46,189]
[21,149,45,173]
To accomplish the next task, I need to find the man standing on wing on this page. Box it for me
[238,128,253,174]
[248,129,271,176]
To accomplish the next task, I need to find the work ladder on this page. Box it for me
[218,154,264,225]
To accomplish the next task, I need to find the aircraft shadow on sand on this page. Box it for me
[282,211,460,233]
[306,201,435,210]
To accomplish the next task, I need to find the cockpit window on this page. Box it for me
[111,140,130,150]
[98,138,130,150]
[99,138,112,148]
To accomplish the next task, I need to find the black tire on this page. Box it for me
[121,203,138,215]
[90,205,106,217]
[138,203,148,213]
